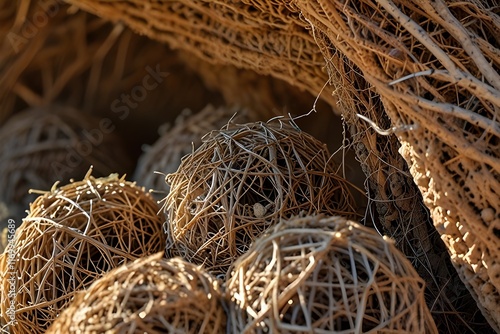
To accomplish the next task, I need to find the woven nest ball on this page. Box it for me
[0,106,132,223]
[46,252,226,334]
[134,104,249,200]
[0,171,165,334]
[164,121,357,276]
[226,215,437,333]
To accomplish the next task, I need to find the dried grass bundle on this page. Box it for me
[0,105,132,222]
[226,215,438,333]
[0,171,165,334]
[46,252,226,334]
[134,104,249,200]
[164,121,357,277]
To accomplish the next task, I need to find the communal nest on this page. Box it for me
[164,121,357,277]
[4,0,498,331]
[226,215,437,333]
[0,171,165,334]
[46,252,227,334]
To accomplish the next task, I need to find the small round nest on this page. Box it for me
[0,171,165,334]
[0,105,132,222]
[134,104,249,200]
[226,215,438,333]
[46,252,226,334]
[164,121,357,277]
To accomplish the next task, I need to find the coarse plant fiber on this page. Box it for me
[0,105,132,223]
[46,252,227,334]
[0,171,165,334]
[0,0,220,134]
[61,1,499,331]
[164,121,357,277]
[226,215,438,333]
[134,104,249,201]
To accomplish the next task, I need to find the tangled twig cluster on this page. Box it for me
[0,171,164,334]
[46,253,227,334]
[164,121,357,277]
[226,215,437,333]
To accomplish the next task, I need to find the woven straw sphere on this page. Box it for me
[46,252,226,334]
[0,106,132,223]
[134,104,248,200]
[0,171,164,334]
[164,121,357,277]
[226,215,438,333]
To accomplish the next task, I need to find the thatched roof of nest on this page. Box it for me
[46,252,227,334]
[0,170,164,334]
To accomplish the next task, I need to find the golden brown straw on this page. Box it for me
[293,1,500,331]
[0,105,132,223]
[226,215,438,333]
[46,252,227,334]
[62,1,499,331]
[0,171,165,334]
[0,0,217,128]
[134,104,249,201]
[59,0,335,108]
[164,121,357,277]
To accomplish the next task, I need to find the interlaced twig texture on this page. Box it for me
[226,215,438,333]
[164,121,357,277]
[46,253,227,334]
[0,172,165,334]
[134,104,249,201]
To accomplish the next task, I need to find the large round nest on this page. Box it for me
[46,252,226,334]
[0,105,132,223]
[164,121,357,277]
[0,171,165,334]
[134,104,249,200]
[226,215,437,333]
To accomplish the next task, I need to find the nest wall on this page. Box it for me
[295,1,500,331]
[0,172,165,334]
[62,0,499,331]
[226,215,437,333]
[46,253,227,334]
[164,121,357,277]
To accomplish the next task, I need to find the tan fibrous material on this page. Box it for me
[59,0,334,108]
[0,105,132,222]
[0,171,165,334]
[46,252,226,334]
[164,121,357,277]
[226,215,437,333]
[64,0,500,330]
[292,1,500,330]
[134,104,249,200]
